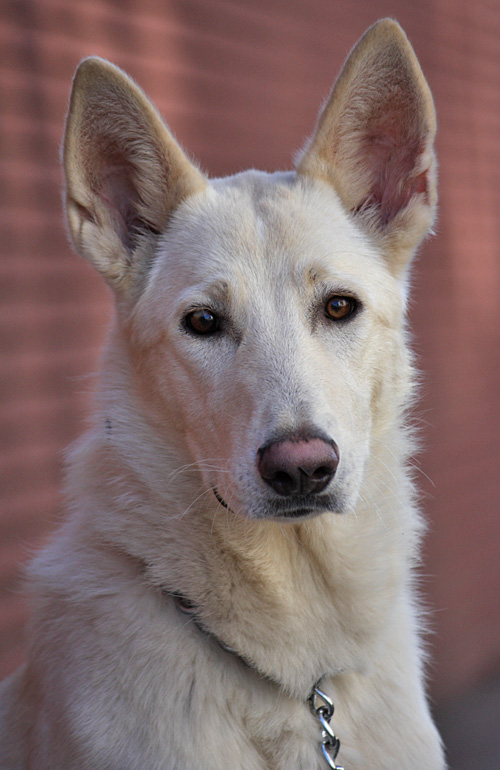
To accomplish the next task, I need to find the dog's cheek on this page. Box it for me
[369,333,414,437]
[150,345,239,464]
[126,336,196,436]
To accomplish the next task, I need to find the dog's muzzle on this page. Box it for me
[213,435,341,520]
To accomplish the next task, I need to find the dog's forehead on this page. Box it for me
[157,170,383,290]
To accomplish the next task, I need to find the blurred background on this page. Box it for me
[0,1,499,766]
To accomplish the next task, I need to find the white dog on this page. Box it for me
[0,19,446,769]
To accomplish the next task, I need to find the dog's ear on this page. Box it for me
[63,58,206,294]
[297,19,437,276]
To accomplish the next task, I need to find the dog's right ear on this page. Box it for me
[63,58,206,294]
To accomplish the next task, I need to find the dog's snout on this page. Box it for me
[258,437,339,497]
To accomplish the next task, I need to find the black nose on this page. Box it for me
[258,437,339,497]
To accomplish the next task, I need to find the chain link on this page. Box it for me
[308,684,344,770]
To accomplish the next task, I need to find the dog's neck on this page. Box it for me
[73,426,417,699]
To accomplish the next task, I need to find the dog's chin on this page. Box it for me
[213,488,344,522]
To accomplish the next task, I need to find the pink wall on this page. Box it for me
[1,0,499,703]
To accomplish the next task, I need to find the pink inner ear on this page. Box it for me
[358,117,429,227]
[95,152,151,252]
[100,167,138,250]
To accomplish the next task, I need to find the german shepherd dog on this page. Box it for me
[0,19,446,770]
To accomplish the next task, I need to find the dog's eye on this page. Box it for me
[184,309,220,335]
[325,296,358,322]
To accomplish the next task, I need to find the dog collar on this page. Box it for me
[169,591,345,769]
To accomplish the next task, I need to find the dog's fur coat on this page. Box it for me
[0,19,446,770]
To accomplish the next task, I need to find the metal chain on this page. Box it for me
[308,683,344,769]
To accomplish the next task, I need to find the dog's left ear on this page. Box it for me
[297,19,437,276]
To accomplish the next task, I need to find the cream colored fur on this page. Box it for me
[0,19,446,770]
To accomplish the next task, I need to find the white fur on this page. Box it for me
[0,20,445,770]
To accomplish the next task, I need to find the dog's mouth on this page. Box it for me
[262,494,343,520]
[213,488,342,520]
[213,487,231,511]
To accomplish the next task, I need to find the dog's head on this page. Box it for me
[63,19,436,523]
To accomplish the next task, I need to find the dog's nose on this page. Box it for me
[258,437,339,497]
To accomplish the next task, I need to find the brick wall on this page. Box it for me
[1,0,499,702]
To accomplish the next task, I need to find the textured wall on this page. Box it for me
[1,0,499,703]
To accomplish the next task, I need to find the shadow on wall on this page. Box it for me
[434,673,500,770]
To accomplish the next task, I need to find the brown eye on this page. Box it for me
[325,295,357,321]
[185,309,220,335]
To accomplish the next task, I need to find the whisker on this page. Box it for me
[171,486,214,521]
